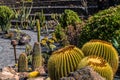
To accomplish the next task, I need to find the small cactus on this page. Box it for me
[77,56,113,80]
[36,19,41,42]
[32,42,43,70]
[81,39,119,74]
[48,45,84,80]
[18,53,28,72]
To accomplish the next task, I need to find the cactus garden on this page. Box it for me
[0,0,120,80]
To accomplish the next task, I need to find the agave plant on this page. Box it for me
[13,0,33,29]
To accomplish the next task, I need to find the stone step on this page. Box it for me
[0,0,97,7]
[13,5,97,15]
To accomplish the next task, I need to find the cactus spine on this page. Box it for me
[48,45,84,80]
[18,53,28,72]
[32,42,43,70]
[36,19,41,42]
[81,40,119,74]
[77,56,113,80]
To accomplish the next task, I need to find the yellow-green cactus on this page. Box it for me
[32,42,43,70]
[48,45,84,80]
[81,39,119,74]
[18,53,28,72]
[77,56,113,80]
[28,71,40,78]
[36,19,41,42]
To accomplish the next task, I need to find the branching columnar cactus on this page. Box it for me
[18,53,28,72]
[77,56,113,80]
[36,19,41,42]
[48,45,84,80]
[81,40,119,74]
[32,42,43,70]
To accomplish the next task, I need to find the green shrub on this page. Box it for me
[59,9,81,28]
[0,6,14,32]
[78,5,120,48]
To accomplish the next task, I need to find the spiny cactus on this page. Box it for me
[36,19,41,42]
[18,53,28,72]
[77,56,113,80]
[32,42,43,70]
[81,39,119,74]
[48,45,84,80]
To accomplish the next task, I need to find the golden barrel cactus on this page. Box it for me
[77,56,113,80]
[81,40,119,74]
[48,45,84,80]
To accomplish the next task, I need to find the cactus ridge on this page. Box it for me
[78,56,113,80]
[18,53,28,72]
[90,39,112,45]
[82,40,119,74]
[48,45,84,80]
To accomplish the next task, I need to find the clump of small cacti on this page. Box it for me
[81,39,119,74]
[32,42,43,71]
[48,45,84,80]
[77,56,113,80]
[18,53,28,72]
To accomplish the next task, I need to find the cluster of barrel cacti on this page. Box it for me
[81,40,119,74]
[47,39,119,80]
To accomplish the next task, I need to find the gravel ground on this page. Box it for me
[0,30,41,69]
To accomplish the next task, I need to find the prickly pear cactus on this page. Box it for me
[81,39,119,74]
[18,53,28,72]
[77,56,113,80]
[32,42,43,70]
[48,45,84,80]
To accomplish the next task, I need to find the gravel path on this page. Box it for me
[0,30,40,69]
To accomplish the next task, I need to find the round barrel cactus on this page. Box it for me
[77,56,113,80]
[18,53,28,72]
[48,45,84,80]
[81,40,119,74]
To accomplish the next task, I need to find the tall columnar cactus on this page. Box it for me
[18,53,28,72]
[48,45,84,80]
[77,56,113,80]
[32,42,43,70]
[81,39,119,74]
[36,19,41,42]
